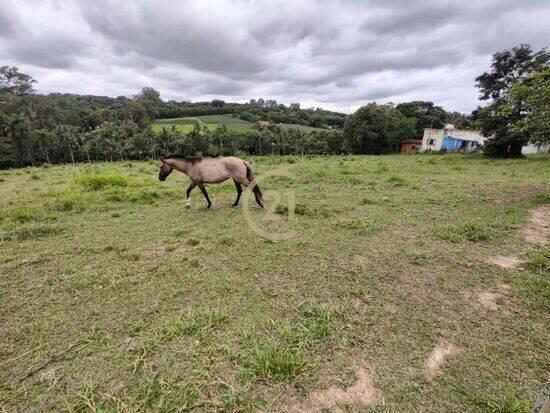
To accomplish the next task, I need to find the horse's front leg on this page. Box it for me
[185,182,197,208]
[197,183,212,208]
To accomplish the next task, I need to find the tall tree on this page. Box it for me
[134,87,162,121]
[31,129,54,163]
[396,101,446,138]
[4,114,32,165]
[344,103,416,154]
[475,44,549,157]
[507,67,550,146]
[0,66,36,97]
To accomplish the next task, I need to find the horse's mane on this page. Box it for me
[164,155,203,164]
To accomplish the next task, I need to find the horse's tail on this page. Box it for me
[244,161,263,202]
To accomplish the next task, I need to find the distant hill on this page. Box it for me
[152,114,330,133]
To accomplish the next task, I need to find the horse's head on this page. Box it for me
[159,159,174,181]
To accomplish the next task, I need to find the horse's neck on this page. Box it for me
[169,159,190,175]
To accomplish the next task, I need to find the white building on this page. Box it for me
[421,125,548,154]
[421,125,484,152]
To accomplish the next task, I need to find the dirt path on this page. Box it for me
[486,255,523,269]
[520,205,550,245]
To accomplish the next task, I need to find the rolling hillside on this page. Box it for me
[152,114,329,133]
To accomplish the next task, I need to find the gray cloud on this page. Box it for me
[0,0,548,113]
[0,6,18,37]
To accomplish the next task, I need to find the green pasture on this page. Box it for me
[0,154,548,411]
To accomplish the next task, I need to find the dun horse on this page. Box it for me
[158,155,264,208]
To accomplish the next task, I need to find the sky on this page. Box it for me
[1,0,549,114]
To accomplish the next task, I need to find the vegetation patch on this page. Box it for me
[387,175,407,186]
[524,247,549,275]
[162,308,227,340]
[276,203,310,216]
[4,222,64,241]
[243,341,307,382]
[0,207,55,223]
[75,172,133,190]
[436,222,492,242]
[1,155,549,412]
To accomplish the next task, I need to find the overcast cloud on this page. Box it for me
[1,0,548,113]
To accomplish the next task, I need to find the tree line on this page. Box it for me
[0,44,547,167]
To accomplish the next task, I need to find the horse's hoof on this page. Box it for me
[231,204,238,208]
[185,204,191,209]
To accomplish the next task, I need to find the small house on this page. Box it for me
[421,125,549,154]
[421,125,484,152]
[401,139,423,153]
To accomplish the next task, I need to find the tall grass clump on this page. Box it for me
[524,247,549,275]
[436,222,491,242]
[75,173,132,190]
[244,342,306,382]
[5,223,64,241]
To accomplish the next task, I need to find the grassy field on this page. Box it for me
[152,114,328,133]
[0,154,549,412]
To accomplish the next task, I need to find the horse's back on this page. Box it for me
[194,156,246,183]
[221,156,249,182]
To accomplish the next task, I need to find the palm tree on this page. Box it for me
[4,114,32,166]
[54,125,80,164]
[31,129,53,163]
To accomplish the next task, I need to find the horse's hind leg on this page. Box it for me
[197,183,212,208]
[252,184,264,208]
[239,178,264,208]
[185,182,196,208]
[232,179,242,207]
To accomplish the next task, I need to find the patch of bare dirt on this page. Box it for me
[293,367,382,412]
[426,340,458,381]
[354,298,365,311]
[477,291,506,311]
[521,205,550,245]
[486,255,523,270]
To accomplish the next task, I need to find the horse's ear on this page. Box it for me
[161,157,165,163]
